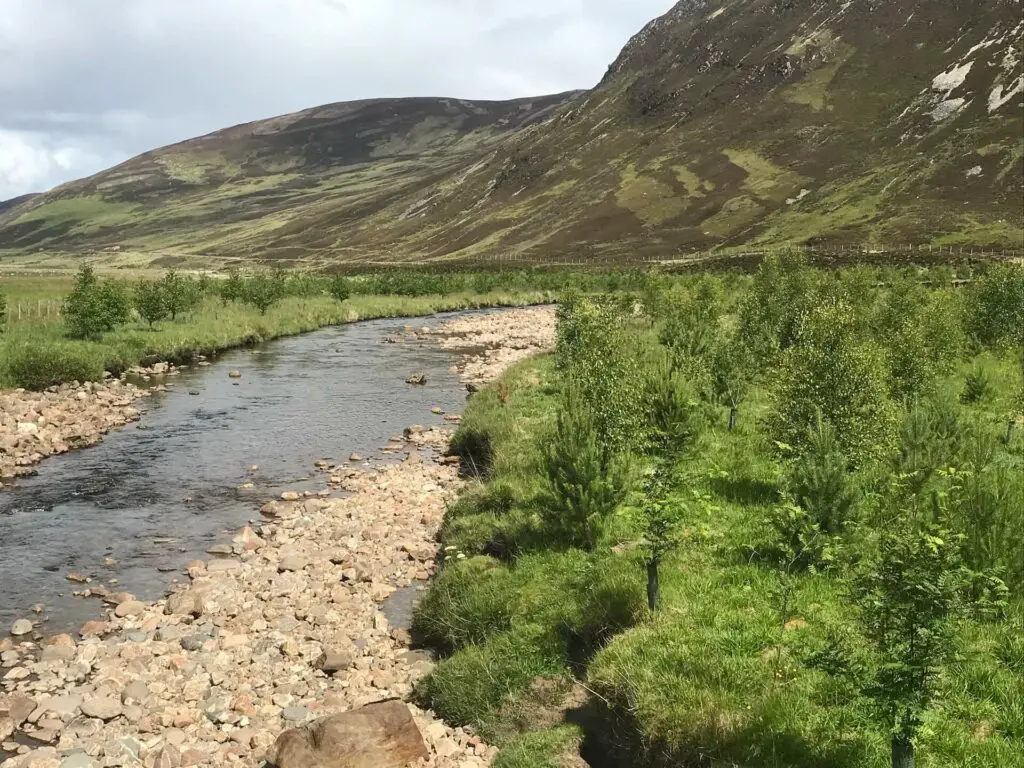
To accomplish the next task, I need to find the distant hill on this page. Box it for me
[0,194,39,217]
[1,0,1021,267]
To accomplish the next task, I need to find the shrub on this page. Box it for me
[895,397,964,496]
[63,266,132,340]
[960,364,992,404]
[0,292,6,332]
[768,301,898,466]
[328,275,351,303]
[6,341,104,390]
[243,271,285,314]
[542,388,631,549]
[135,279,168,328]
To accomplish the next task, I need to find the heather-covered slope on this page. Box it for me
[1,0,1020,266]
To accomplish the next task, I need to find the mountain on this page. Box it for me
[0,94,579,266]
[1,0,1021,267]
[0,194,39,216]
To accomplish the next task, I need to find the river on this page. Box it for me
[0,311,482,634]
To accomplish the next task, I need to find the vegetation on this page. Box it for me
[5,266,656,390]
[412,258,1024,768]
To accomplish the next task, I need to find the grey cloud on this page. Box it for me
[0,0,675,199]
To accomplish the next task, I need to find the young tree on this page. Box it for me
[135,279,168,328]
[645,360,700,456]
[639,468,683,612]
[63,265,130,340]
[161,269,198,321]
[966,263,1024,441]
[768,301,898,465]
[0,291,6,332]
[243,271,284,315]
[221,270,244,305]
[329,275,351,303]
[542,386,631,550]
[853,517,997,768]
[554,293,646,468]
[709,331,757,432]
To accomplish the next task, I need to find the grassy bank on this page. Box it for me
[0,290,551,389]
[411,262,1024,768]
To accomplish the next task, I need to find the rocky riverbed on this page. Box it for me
[0,308,557,768]
[0,382,150,488]
[430,306,556,387]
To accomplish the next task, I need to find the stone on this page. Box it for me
[267,700,429,768]
[121,681,148,705]
[59,753,96,768]
[228,371,242,379]
[278,555,306,573]
[281,491,300,501]
[164,589,205,617]
[113,600,146,618]
[80,697,122,721]
[314,650,355,676]
[10,618,33,636]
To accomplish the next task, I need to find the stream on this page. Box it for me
[0,311,483,634]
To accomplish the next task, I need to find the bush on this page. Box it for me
[960,364,992,404]
[6,341,105,390]
[542,388,631,549]
[768,301,898,466]
[62,266,132,340]
[135,279,168,328]
[0,292,6,332]
[328,275,351,303]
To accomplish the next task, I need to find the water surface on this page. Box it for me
[0,311,480,633]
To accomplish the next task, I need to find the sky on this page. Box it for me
[0,0,675,200]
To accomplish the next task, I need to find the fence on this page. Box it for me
[4,299,62,325]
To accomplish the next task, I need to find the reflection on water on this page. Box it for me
[0,311,481,633]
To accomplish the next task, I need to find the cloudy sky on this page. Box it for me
[0,0,674,200]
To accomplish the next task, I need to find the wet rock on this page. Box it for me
[405,373,428,386]
[228,371,242,379]
[267,700,428,768]
[10,619,32,636]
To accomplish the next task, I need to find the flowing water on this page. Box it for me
[0,311,485,634]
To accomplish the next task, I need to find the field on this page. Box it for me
[410,258,1024,768]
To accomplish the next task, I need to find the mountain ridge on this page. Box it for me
[1,0,1021,268]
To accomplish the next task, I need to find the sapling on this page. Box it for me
[709,331,756,432]
[852,512,1003,768]
[329,274,351,303]
[639,467,683,612]
[135,279,168,328]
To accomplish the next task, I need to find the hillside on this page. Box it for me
[0,194,39,216]
[1,0,1021,267]
[0,95,579,267]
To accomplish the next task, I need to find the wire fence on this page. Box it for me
[3,299,62,326]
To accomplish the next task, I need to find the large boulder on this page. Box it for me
[266,700,428,768]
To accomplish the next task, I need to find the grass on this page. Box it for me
[411,272,1024,767]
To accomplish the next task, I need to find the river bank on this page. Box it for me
[0,292,552,488]
[0,307,558,768]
